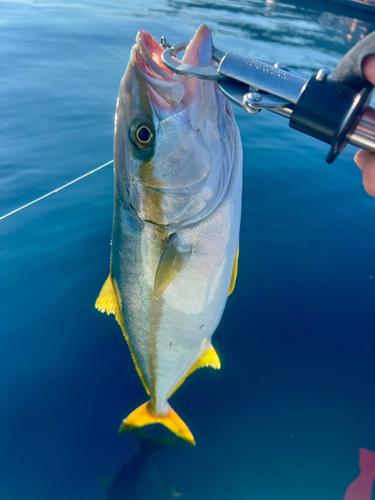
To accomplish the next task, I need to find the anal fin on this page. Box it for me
[191,344,221,371]
[95,274,150,395]
[168,344,221,397]
[228,246,239,296]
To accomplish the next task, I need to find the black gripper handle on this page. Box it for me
[291,31,375,163]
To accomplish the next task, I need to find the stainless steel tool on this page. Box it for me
[161,32,375,163]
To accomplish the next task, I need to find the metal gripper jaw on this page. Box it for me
[161,32,375,163]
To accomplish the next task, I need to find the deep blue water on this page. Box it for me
[1,1,375,499]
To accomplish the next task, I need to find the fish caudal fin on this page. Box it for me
[119,401,196,446]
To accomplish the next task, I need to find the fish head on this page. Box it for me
[114,24,238,226]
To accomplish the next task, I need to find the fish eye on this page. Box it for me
[137,126,151,143]
[132,123,154,149]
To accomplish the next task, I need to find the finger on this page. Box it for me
[354,149,367,170]
[362,55,375,86]
[354,149,375,197]
[354,148,375,169]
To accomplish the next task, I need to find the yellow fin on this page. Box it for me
[95,274,150,395]
[228,246,239,296]
[119,401,196,446]
[192,344,221,371]
[95,274,122,319]
[154,234,192,299]
[168,344,221,397]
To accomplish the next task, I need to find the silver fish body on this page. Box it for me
[96,25,242,444]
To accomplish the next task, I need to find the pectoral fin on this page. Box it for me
[95,274,150,395]
[154,234,192,299]
[228,246,239,296]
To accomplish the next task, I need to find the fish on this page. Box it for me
[96,24,242,445]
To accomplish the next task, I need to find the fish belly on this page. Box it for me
[111,179,241,414]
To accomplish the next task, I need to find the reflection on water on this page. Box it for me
[167,0,375,40]
[1,0,375,499]
[104,430,182,500]
[318,12,369,42]
[164,0,375,73]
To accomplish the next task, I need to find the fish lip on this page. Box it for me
[133,31,187,109]
[135,31,177,81]
[134,25,213,81]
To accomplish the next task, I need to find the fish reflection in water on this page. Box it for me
[104,430,182,500]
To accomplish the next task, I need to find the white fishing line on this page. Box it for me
[0,159,114,221]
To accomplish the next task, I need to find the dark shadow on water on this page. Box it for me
[103,429,183,500]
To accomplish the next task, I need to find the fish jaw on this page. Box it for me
[182,24,213,67]
[135,24,214,111]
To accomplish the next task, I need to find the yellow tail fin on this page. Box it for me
[119,401,196,446]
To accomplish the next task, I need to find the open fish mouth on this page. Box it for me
[132,25,214,110]
[135,31,176,81]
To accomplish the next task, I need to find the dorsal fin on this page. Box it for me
[154,233,192,299]
[95,274,150,395]
[168,343,221,397]
[228,246,239,296]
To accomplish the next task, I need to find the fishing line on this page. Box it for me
[0,159,114,221]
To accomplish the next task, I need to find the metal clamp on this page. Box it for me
[161,41,227,81]
[243,92,292,110]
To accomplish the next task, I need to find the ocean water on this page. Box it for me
[1,1,375,499]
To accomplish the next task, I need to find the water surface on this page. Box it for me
[1,1,375,499]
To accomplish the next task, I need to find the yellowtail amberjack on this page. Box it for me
[96,24,242,445]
